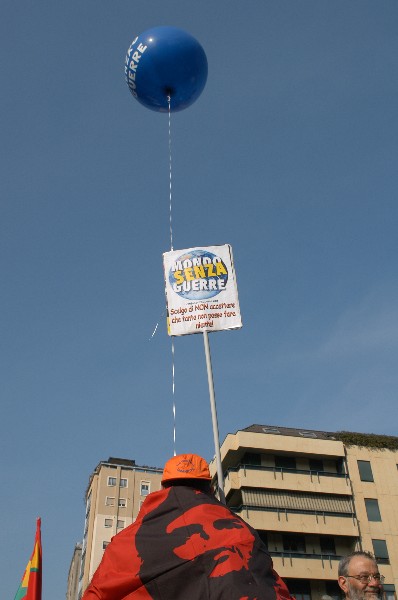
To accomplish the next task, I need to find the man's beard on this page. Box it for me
[346,581,382,600]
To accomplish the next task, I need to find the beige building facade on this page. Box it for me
[211,425,398,600]
[74,430,397,600]
[77,457,162,600]
[66,542,82,600]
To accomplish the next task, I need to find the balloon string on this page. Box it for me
[168,96,173,251]
[167,96,176,456]
[149,308,166,341]
[171,338,176,456]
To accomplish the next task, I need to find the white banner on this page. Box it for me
[163,244,242,336]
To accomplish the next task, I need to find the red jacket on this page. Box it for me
[83,486,293,600]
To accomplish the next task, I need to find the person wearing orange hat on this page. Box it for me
[160,452,213,489]
[82,453,294,600]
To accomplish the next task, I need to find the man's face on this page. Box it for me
[166,504,255,577]
[338,556,383,600]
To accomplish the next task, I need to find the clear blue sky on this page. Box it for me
[2,1,397,598]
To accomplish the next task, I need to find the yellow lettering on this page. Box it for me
[184,267,194,281]
[216,263,227,276]
[174,271,184,285]
[206,263,216,277]
[193,265,206,279]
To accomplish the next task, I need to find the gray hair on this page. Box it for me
[338,551,377,577]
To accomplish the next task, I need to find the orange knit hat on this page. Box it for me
[161,453,211,484]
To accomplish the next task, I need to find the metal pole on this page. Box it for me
[203,329,226,504]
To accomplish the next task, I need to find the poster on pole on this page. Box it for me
[163,244,242,336]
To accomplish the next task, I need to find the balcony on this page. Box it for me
[231,505,359,537]
[224,464,351,497]
[269,552,341,580]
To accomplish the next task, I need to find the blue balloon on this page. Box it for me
[125,27,208,113]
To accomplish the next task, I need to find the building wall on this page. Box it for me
[78,459,163,599]
[345,445,398,589]
[66,542,82,600]
[76,432,397,600]
[212,426,398,600]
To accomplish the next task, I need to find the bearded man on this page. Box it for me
[338,551,384,600]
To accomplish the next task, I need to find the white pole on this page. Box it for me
[203,329,226,504]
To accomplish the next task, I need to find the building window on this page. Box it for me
[258,530,268,548]
[104,518,113,528]
[102,541,110,550]
[117,520,125,529]
[262,427,280,434]
[275,455,296,470]
[120,478,128,488]
[242,452,261,466]
[85,491,92,517]
[284,579,310,600]
[365,499,382,522]
[282,534,306,554]
[325,580,341,600]
[105,496,115,506]
[118,498,127,508]
[320,536,336,555]
[357,460,374,482]
[336,458,345,474]
[372,539,389,564]
[383,585,396,600]
[299,431,317,438]
[309,458,324,472]
[141,482,150,496]
[107,476,116,486]
[79,554,86,581]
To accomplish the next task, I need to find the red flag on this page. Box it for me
[83,488,294,600]
[14,518,42,600]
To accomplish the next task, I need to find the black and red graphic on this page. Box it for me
[83,486,294,600]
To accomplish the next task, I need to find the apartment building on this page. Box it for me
[77,457,162,599]
[211,425,398,600]
[66,543,82,600]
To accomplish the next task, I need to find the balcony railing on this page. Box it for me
[226,463,349,482]
[270,551,342,568]
[230,503,356,522]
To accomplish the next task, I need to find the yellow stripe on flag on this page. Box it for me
[21,560,31,587]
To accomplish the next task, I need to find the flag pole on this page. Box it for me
[203,329,226,504]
